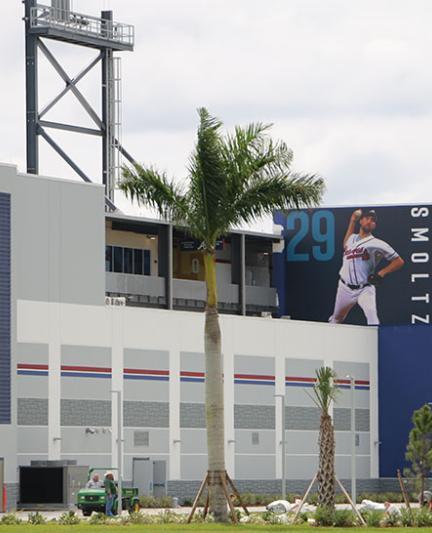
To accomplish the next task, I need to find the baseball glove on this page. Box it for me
[368,273,383,286]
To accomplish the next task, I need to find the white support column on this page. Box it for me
[111,305,124,472]
[169,349,181,479]
[369,351,379,477]
[274,351,285,479]
[48,302,61,460]
[222,319,235,476]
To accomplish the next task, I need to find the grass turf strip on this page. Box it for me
[0,527,430,532]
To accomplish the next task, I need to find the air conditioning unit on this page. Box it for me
[105,296,126,306]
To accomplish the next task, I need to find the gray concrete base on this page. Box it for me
[167,478,401,503]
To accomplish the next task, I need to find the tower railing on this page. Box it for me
[30,3,134,47]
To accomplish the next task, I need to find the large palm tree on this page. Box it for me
[309,366,339,510]
[120,108,324,522]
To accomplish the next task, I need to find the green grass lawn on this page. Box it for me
[0,526,430,532]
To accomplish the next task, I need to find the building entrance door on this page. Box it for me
[132,458,153,496]
[152,460,166,498]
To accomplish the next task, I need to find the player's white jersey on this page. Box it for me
[339,233,399,286]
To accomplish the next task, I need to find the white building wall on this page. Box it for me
[16,300,378,483]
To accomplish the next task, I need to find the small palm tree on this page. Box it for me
[309,367,339,510]
[120,108,324,522]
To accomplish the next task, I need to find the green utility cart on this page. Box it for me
[76,468,140,516]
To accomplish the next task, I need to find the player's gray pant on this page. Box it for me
[329,280,379,325]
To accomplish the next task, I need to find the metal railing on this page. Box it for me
[30,4,134,47]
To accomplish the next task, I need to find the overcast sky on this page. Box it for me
[1,1,432,231]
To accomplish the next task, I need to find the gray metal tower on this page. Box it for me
[24,0,135,210]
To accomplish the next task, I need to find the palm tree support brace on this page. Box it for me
[187,470,249,523]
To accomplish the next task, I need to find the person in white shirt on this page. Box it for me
[329,209,404,325]
[86,472,104,489]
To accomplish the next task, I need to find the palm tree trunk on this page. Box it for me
[318,413,335,509]
[203,252,228,522]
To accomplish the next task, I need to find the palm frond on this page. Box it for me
[309,367,339,416]
[187,108,230,247]
[119,163,187,221]
[230,173,324,226]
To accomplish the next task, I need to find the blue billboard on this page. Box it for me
[379,324,432,476]
[274,205,431,326]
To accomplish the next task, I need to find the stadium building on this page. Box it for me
[1,0,432,512]
[0,163,379,509]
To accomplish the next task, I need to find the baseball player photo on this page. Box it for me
[329,209,404,325]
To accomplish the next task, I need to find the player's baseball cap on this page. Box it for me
[360,209,377,221]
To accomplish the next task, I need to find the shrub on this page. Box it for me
[138,496,158,508]
[362,510,383,527]
[333,509,356,527]
[314,506,335,526]
[358,491,405,503]
[138,495,173,508]
[155,510,181,524]
[58,511,80,525]
[0,514,22,525]
[88,512,107,525]
[400,507,414,527]
[381,511,401,528]
[159,496,173,508]
[27,512,46,525]
[414,507,432,527]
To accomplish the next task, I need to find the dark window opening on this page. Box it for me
[124,248,133,274]
[113,246,123,273]
[134,249,143,275]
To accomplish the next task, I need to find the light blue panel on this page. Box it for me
[234,429,275,454]
[16,343,48,364]
[285,430,319,455]
[62,345,111,366]
[333,361,369,381]
[235,455,275,480]
[333,361,370,409]
[61,427,111,454]
[335,431,370,455]
[124,349,169,370]
[337,389,370,409]
[61,345,111,400]
[124,349,169,402]
[335,455,371,479]
[285,358,323,407]
[286,454,318,479]
[234,355,275,375]
[16,375,48,399]
[181,455,207,480]
[234,355,275,406]
[124,428,169,454]
[180,429,207,454]
[17,427,48,454]
[180,352,205,403]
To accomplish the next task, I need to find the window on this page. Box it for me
[124,248,133,274]
[143,249,151,275]
[134,249,143,275]
[106,245,151,276]
[105,246,113,272]
[113,247,123,272]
